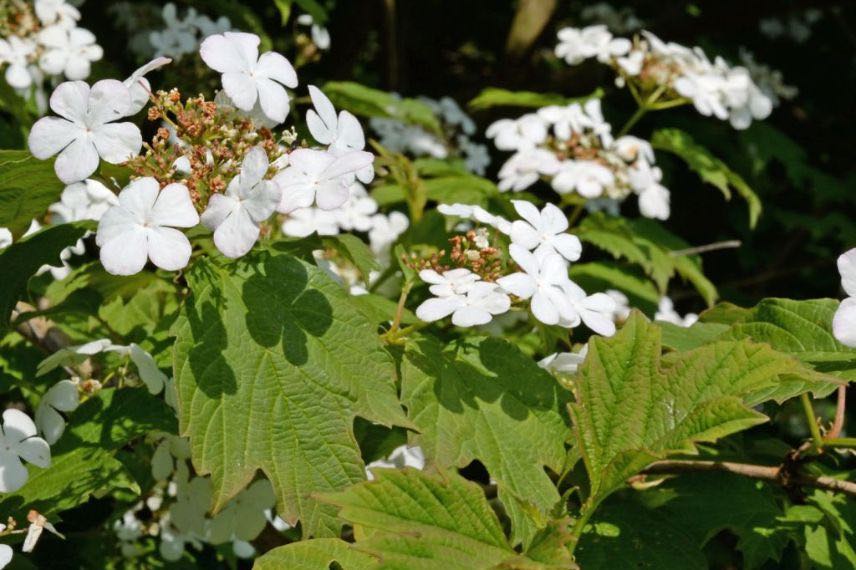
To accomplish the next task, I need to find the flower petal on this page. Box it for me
[509,220,540,250]
[28,117,77,159]
[549,233,582,262]
[200,32,258,74]
[540,202,568,233]
[201,194,238,231]
[151,183,199,228]
[85,79,132,126]
[315,181,349,210]
[99,226,148,275]
[416,296,465,322]
[256,77,289,123]
[49,80,89,122]
[256,52,298,88]
[531,291,559,325]
[16,437,50,468]
[497,272,536,299]
[213,208,260,258]
[146,227,192,271]
[54,137,99,184]
[222,72,258,111]
[452,306,492,327]
[2,409,37,443]
[833,297,856,348]
[511,199,542,229]
[0,452,28,492]
[837,249,856,298]
[92,122,142,163]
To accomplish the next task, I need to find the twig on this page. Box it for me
[670,240,742,257]
[641,459,856,497]
[801,393,825,450]
[827,385,847,440]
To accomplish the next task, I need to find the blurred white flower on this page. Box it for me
[0,36,36,88]
[655,296,698,327]
[0,409,51,492]
[539,345,589,376]
[37,25,102,80]
[833,248,856,347]
[34,380,79,445]
[366,445,425,480]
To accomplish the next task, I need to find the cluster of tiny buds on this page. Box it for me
[448,230,502,280]
[128,88,287,208]
[0,0,39,37]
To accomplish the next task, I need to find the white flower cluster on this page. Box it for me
[654,296,698,328]
[26,31,378,277]
[296,14,330,51]
[555,26,775,129]
[419,200,616,335]
[488,99,671,220]
[371,96,491,175]
[148,3,230,61]
[0,0,101,96]
[115,436,281,561]
[833,249,856,348]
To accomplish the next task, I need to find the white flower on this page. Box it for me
[207,479,276,544]
[368,211,409,255]
[35,0,80,27]
[274,149,374,213]
[0,409,51,492]
[38,25,102,80]
[605,289,632,321]
[201,147,280,258]
[335,184,378,232]
[417,279,511,328]
[833,248,856,348]
[552,160,615,198]
[200,31,298,124]
[0,36,36,88]
[539,345,589,376]
[35,380,79,445]
[96,177,199,275]
[555,25,630,65]
[129,344,169,395]
[37,338,127,376]
[510,200,582,262]
[281,208,339,238]
[296,14,330,50]
[0,228,11,249]
[497,149,561,192]
[655,296,698,327]
[0,543,11,569]
[29,80,143,184]
[486,114,548,151]
[561,281,618,336]
[49,179,118,223]
[437,203,512,234]
[497,245,576,326]
[149,4,197,60]
[306,85,373,183]
[124,56,172,116]
[366,445,425,480]
[637,183,670,220]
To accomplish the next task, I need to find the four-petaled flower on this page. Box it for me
[306,85,373,183]
[274,148,374,213]
[201,147,281,258]
[28,79,142,183]
[34,380,79,445]
[0,409,51,493]
[96,177,199,275]
[509,199,582,262]
[200,31,298,124]
[497,245,576,326]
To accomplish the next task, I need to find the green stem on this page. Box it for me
[617,106,648,138]
[801,393,824,450]
[822,437,856,449]
[566,204,585,228]
[568,499,599,556]
[388,282,412,336]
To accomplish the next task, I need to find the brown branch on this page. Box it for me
[641,459,856,498]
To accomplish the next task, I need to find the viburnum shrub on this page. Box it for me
[0,1,853,568]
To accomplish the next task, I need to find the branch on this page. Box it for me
[641,459,856,498]
[828,385,847,440]
[669,240,742,257]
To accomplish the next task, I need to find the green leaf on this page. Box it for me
[323,468,571,569]
[570,312,833,504]
[658,321,731,352]
[294,0,328,24]
[0,222,91,330]
[255,538,379,569]
[401,335,570,545]
[468,87,603,111]
[576,214,718,306]
[272,0,292,25]
[0,150,63,238]
[715,298,856,380]
[172,252,408,537]
[652,128,762,228]
[0,388,175,519]
[322,81,442,134]
[798,490,856,569]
